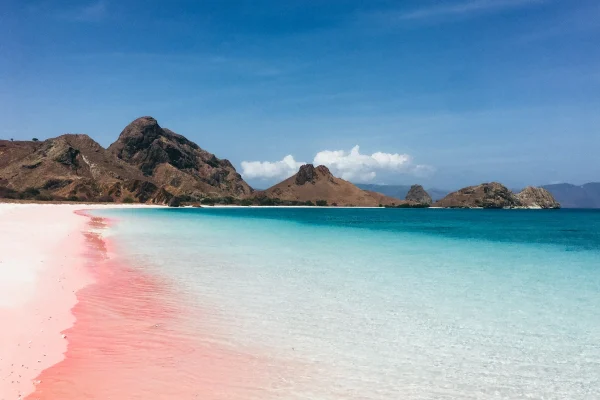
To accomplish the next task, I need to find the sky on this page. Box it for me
[1,0,599,189]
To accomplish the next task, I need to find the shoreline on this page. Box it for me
[1,203,283,399]
[0,204,161,399]
[27,207,280,399]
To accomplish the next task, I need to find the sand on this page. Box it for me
[0,203,160,399]
[0,203,273,399]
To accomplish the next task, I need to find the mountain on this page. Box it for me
[433,182,560,209]
[0,117,252,203]
[109,117,253,198]
[259,164,407,207]
[405,185,432,205]
[355,184,449,201]
[542,183,600,208]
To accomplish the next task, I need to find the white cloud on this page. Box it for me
[241,155,306,180]
[314,145,430,182]
[242,145,434,182]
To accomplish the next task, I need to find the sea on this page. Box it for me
[39,207,600,399]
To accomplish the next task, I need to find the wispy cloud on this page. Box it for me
[56,1,109,22]
[382,0,545,23]
[517,2,600,43]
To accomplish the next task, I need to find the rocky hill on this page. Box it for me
[259,164,407,207]
[109,117,252,199]
[405,185,432,205]
[355,183,449,202]
[516,186,561,209]
[0,117,252,203]
[433,182,560,209]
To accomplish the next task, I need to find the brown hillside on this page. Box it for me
[1,117,254,203]
[0,134,166,202]
[260,164,406,207]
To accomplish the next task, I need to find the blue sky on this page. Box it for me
[1,0,599,189]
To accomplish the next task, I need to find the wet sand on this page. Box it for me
[28,211,273,399]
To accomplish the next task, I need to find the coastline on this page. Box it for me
[2,203,282,399]
[1,202,577,398]
[0,203,161,399]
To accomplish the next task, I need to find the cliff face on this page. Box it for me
[516,187,561,209]
[433,182,560,209]
[259,164,405,207]
[405,185,432,205]
[109,117,253,198]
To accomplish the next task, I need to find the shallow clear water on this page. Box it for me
[93,208,600,399]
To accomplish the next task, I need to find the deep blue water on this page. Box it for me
[156,207,600,249]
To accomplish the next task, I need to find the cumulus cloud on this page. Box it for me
[241,145,434,182]
[314,145,432,182]
[241,155,306,180]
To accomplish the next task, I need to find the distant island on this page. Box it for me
[0,116,566,209]
[356,184,449,202]
[433,183,560,209]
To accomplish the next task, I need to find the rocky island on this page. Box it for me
[405,184,433,206]
[433,182,560,209]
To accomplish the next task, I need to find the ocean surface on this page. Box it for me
[88,207,600,399]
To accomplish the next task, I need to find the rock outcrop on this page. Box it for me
[259,164,406,207]
[516,186,561,209]
[405,185,432,205]
[433,182,560,209]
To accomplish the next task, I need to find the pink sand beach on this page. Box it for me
[0,204,285,399]
[0,204,92,399]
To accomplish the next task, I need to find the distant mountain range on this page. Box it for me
[542,183,600,208]
[355,184,449,202]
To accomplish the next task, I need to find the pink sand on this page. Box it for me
[0,206,289,399]
[0,205,92,399]
[28,217,274,399]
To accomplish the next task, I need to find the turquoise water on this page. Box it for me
[94,208,600,399]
